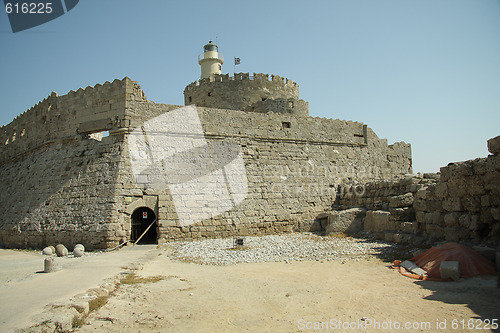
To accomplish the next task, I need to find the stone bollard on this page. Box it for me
[44,257,61,273]
[55,244,68,257]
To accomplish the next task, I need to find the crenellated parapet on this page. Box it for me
[183,72,307,115]
[0,77,146,165]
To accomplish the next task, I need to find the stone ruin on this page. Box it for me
[1,72,495,249]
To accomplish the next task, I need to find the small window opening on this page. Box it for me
[282,122,291,129]
[208,92,212,97]
[89,130,109,141]
[188,96,192,103]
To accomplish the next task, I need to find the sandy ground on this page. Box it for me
[2,244,499,333]
[80,248,499,333]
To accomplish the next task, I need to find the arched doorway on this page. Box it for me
[131,207,157,244]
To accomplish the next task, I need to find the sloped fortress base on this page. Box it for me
[0,76,411,249]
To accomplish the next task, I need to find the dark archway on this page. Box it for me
[131,207,157,244]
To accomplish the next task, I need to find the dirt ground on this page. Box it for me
[2,244,499,333]
[78,250,499,333]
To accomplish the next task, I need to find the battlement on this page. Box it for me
[184,72,302,113]
[0,77,145,165]
[185,73,298,91]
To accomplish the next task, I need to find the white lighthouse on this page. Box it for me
[198,41,224,79]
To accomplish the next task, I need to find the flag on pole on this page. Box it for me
[234,57,241,65]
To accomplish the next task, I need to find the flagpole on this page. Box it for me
[234,57,236,77]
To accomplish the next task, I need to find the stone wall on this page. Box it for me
[0,78,146,249]
[0,77,413,248]
[0,135,126,249]
[121,97,412,243]
[328,136,500,246]
[414,137,500,244]
[184,73,308,116]
[0,77,145,166]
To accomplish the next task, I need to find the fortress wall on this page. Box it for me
[0,134,127,249]
[0,78,148,249]
[0,77,143,166]
[245,98,309,116]
[121,101,412,242]
[184,73,300,112]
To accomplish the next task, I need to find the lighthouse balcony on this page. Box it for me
[198,52,224,62]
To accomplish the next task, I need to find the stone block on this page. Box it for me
[444,227,460,242]
[323,208,366,235]
[389,193,414,208]
[487,135,500,155]
[389,207,415,222]
[440,261,460,281]
[364,210,390,232]
[444,213,460,227]
[401,222,419,233]
[443,198,462,212]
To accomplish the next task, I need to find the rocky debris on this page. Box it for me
[55,244,68,257]
[487,135,500,155]
[166,233,395,266]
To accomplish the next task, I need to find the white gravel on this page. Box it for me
[164,233,398,265]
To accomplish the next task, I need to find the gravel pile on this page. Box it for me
[165,233,397,265]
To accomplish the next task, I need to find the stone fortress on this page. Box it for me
[0,41,497,249]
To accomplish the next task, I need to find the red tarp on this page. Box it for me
[394,243,498,281]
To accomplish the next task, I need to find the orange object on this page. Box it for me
[394,243,498,281]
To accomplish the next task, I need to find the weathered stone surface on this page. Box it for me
[440,261,460,281]
[42,247,53,256]
[55,244,68,257]
[487,135,500,155]
[389,193,414,208]
[74,244,85,252]
[364,210,390,232]
[44,257,60,273]
[73,247,84,257]
[323,208,366,235]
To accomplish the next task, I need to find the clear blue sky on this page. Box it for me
[1,0,499,173]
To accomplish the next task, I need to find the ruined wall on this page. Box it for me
[0,78,146,249]
[414,139,500,245]
[184,73,308,116]
[331,136,500,246]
